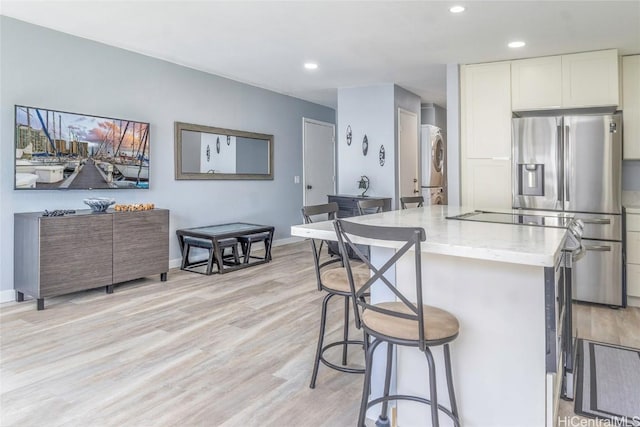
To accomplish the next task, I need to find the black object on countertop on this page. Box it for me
[42,209,76,217]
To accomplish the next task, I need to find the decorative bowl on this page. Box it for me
[83,197,115,213]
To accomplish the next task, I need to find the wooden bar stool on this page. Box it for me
[335,219,461,427]
[302,202,368,388]
[181,236,240,275]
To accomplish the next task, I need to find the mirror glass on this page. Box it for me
[174,122,273,180]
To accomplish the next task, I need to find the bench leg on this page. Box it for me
[181,244,191,269]
[206,248,216,275]
[232,245,240,264]
[243,241,252,264]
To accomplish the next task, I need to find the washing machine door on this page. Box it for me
[429,132,445,187]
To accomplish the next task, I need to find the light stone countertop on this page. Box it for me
[291,205,570,268]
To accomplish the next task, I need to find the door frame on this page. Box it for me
[397,108,419,202]
[302,118,336,206]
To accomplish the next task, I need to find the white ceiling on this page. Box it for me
[1,0,639,109]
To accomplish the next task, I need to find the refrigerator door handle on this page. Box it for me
[581,218,612,225]
[584,244,612,252]
[564,125,571,204]
[557,125,564,203]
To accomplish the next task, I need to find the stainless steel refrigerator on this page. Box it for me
[512,112,624,306]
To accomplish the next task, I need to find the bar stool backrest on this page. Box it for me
[334,219,429,350]
[357,198,385,215]
[400,195,424,209]
[302,202,342,291]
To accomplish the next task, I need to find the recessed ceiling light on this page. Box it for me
[508,41,526,48]
[304,62,318,70]
[449,5,465,13]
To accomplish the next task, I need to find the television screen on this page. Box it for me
[15,105,150,190]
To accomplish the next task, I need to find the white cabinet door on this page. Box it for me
[462,62,512,159]
[622,55,640,159]
[512,56,562,111]
[562,49,619,108]
[628,264,640,298]
[463,159,512,210]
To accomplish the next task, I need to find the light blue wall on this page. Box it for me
[0,17,334,296]
[337,85,395,199]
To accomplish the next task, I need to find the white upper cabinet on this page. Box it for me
[511,56,562,111]
[561,49,619,108]
[512,50,619,111]
[622,55,640,159]
[461,62,512,159]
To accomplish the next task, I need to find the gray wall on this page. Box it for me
[0,17,334,298]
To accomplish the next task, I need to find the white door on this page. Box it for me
[303,118,336,206]
[398,109,419,198]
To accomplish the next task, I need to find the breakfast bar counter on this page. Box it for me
[291,205,573,427]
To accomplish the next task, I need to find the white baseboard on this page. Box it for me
[2,237,305,304]
[0,289,16,304]
[272,236,304,246]
[628,295,640,308]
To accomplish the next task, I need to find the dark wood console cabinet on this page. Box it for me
[327,195,392,217]
[14,209,169,310]
[327,195,392,260]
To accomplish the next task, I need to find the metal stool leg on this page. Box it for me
[359,339,382,427]
[310,292,334,389]
[444,343,460,426]
[342,295,350,365]
[425,347,440,427]
[376,343,394,427]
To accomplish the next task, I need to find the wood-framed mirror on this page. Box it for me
[174,122,273,180]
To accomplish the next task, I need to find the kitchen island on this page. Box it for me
[291,205,573,427]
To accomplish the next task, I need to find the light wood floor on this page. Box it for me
[1,242,639,427]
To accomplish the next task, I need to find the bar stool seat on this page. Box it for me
[334,220,461,427]
[181,236,240,275]
[237,231,272,263]
[321,267,370,293]
[362,301,459,342]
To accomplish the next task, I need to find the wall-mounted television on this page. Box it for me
[15,105,150,190]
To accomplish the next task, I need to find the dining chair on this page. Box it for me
[357,198,385,215]
[400,195,425,209]
[301,202,367,388]
[334,219,461,427]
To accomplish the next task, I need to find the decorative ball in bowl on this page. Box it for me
[83,198,115,213]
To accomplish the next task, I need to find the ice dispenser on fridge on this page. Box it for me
[517,163,544,196]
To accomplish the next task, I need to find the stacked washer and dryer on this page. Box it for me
[421,124,447,205]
